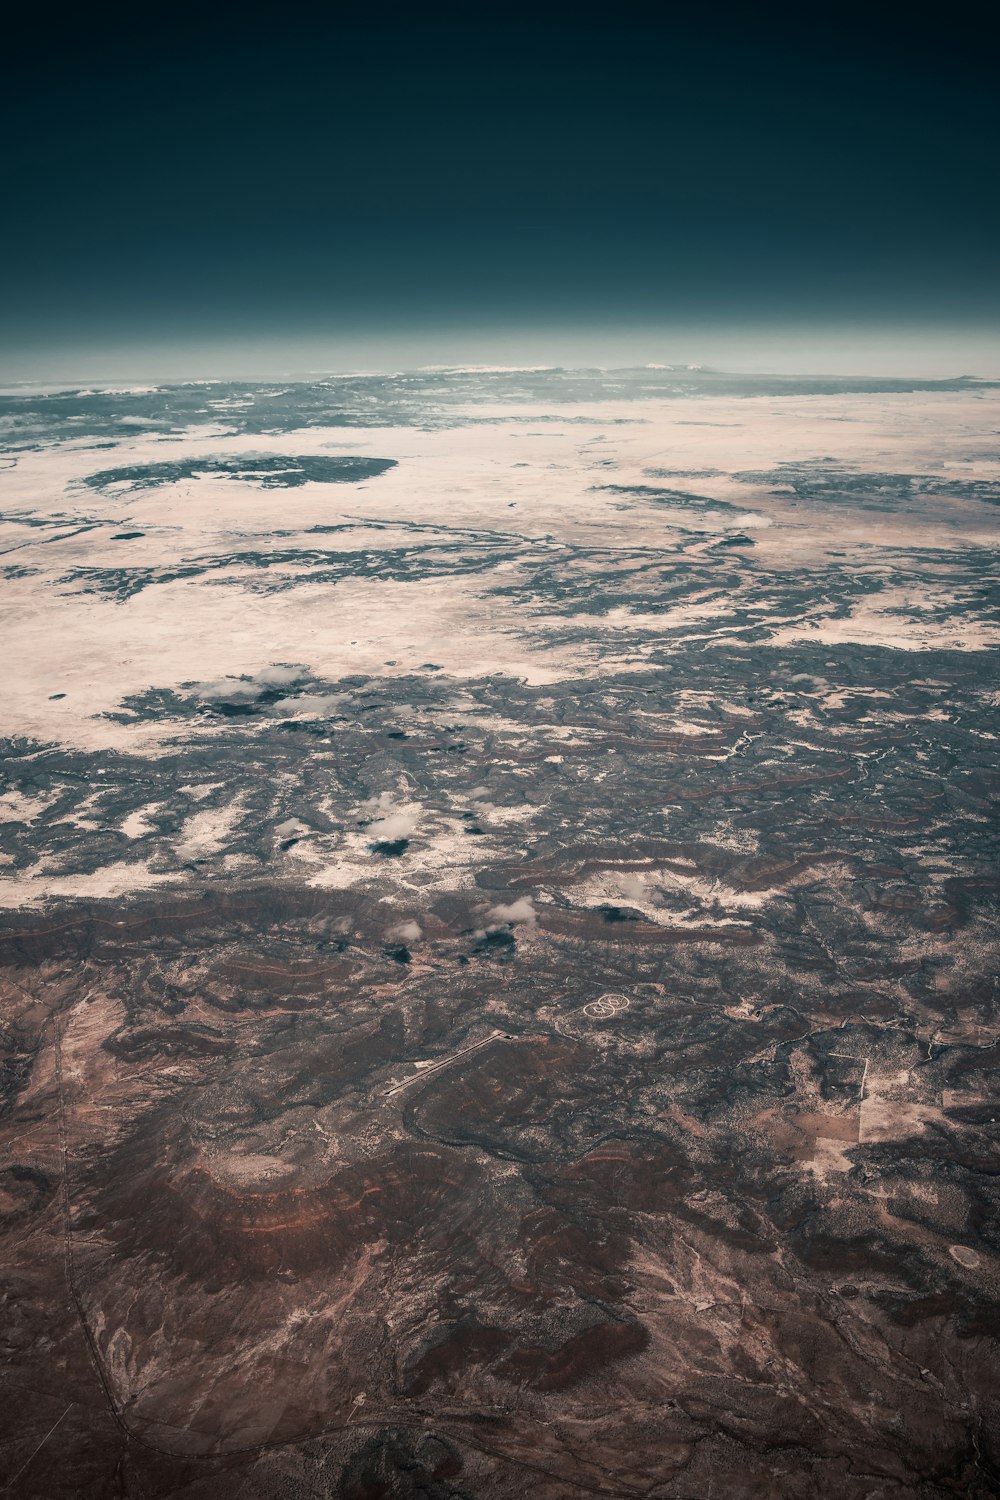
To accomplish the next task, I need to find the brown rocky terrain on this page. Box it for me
[1,846,997,1497]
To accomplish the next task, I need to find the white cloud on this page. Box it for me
[254,665,304,687]
[387,919,422,943]
[273,693,347,715]
[369,812,417,841]
[275,817,310,839]
[194,665,304,701]
[194,677,255,701]
[487,897,536,925]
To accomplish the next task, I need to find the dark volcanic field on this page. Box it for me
[1,650,998,1500]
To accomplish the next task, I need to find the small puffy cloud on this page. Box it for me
[254,665,304,688]
[194,677,255,702]
[487,897,536,925]
[193,665,304,702]
[619,875,648,902]
[387,919,422,944]
[729,512,771,530]
[369,812,417,841]
[273,693,347,715]
[275,817,310,839]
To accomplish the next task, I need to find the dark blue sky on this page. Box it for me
[4,1,998,372]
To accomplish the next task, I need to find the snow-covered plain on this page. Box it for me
[1,369,997,905]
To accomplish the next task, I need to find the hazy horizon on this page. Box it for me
[3,322,999,386]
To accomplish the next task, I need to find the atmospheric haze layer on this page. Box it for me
[0,365,999,1498]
